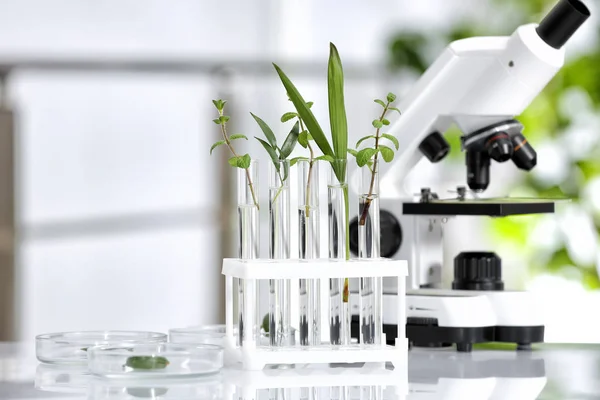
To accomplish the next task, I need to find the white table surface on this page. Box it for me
[1,342,599,399]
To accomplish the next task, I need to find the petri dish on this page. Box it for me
[88,375,222,400]
[169,325,231,346]
[170,325,294,347]
[35,363,90,394]
[36,331,167,365]
[88,343,223,379]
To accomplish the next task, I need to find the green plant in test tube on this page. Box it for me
[274,43,351,301]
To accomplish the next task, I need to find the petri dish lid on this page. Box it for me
[169,325,232,345]
[36,331,167,365]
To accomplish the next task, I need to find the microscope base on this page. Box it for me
[495,325,545,347]
[393,320,495,352]
[364,290,545,352]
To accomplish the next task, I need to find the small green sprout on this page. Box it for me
[251,112,300,206]
[210,99,259,210]
[284,101,333,217]
[348,92,401,225]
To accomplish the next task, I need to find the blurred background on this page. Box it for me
[0,0,598,344]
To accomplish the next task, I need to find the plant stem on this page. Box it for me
[306,142,315,218]
[343,186,350,302]
[271,173,285,207]
[220,119,260,210]
[359,103,389,225]
[298,119,315,219]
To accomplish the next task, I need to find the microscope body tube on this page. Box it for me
[379,23,566,197]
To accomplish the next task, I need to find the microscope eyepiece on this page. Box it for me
[419,131,450,163]
[536,0,590,49]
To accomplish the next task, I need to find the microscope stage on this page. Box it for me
[402,198,557,217]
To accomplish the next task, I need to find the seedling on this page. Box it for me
[286,102,334,217]
[349,93,401,225]
[210,99,259,210]
[251,112,299,205]
[274,43,349,301]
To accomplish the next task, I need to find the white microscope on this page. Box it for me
[350,0,590,351]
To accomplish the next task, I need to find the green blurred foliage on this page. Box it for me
[387,0,600,289]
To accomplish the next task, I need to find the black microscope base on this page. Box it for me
[495,325,545,347]
[351,317,544,352]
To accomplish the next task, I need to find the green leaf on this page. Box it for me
[238,154,251,169]
[372,120,383,129]
[381,119,390,126]
[356,148,377,167]
[315,155,335,162]
[212,99,226,111]
[255,137,280,172]
[389,107,401,114]
[306,101,314,109]
[298,130,313,148]
[280,112,297,123]
[347,148,358,158]
[387,92,397,102]
[290,156,309,166]
[210,140,226,154]
[125,356,169,370]
[328,43,348,181]
[219,115,230,124]
[262,314,269,333]
[250,113,277,148]
[273,63,334,160]
[281,161,290,182]
[230,134,248,141]
[228,157,239,167]
[356,135,376,148]
[280,121,300,159]
[374,99,386,107]
[379,145,395,162]
[212,118,221,125]
[381,133,399,150]
[228,155,251,169]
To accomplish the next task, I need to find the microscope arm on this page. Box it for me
[380,24,566,198]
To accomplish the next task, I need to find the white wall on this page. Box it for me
[0,0,434,340]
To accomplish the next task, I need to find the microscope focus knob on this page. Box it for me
[349,210,402,258]
[452,251,504,291]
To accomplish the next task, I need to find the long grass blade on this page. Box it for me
[327,43,348,182]
[273,63,334,158]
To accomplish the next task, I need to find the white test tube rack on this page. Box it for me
[222,363,408,400]
[223,258,408,370]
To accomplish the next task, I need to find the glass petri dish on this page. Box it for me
[36,331,167,365]
[35,363,90,394]
[169,325,295,347]
[88,375,222,400]
[88,343,223,379]
[169,325,231,346]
